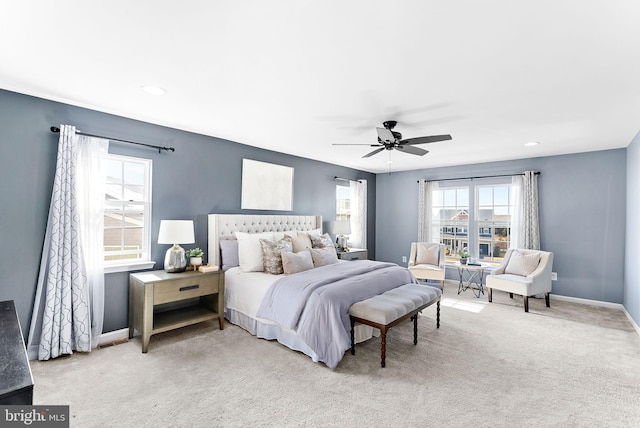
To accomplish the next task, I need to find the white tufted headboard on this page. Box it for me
[207,214,322,268]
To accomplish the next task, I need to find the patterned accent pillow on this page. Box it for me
[309,246,339,267]
[310,232,333,249]
[282,250,314,274]
[259,237,293,275]
[505,250,540,276]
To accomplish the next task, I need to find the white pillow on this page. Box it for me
[309,247,339,267]
[306,228,322,237]
[505,251,540,276]
[282,250,314,274]
[235,231,274,272]
[416,243,440,266]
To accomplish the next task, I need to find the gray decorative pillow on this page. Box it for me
[282,250,314,274]
[309,246,339,267]
[220,239,239,271]
[310,232,333,249]
[260,237,293,275]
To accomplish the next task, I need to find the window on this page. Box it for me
[336,184,351,221]
[476,184,514,261]
[428,180,514,263]
[432,187,469,260]
[104,154,152,268]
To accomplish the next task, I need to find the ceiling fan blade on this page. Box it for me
[396,145,429,156]
[332,143,381,146]
[399,134,452,145]
[362,148,385,158]
[376,127,396,144]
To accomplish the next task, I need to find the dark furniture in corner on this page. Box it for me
[0,300,34,404]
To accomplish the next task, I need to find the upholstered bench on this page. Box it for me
[349,284,443,367]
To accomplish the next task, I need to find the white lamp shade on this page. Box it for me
[332,220,351,235]
[158,220,195,244]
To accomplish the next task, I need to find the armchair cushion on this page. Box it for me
[504,250,540,276]
[416,243,440,266]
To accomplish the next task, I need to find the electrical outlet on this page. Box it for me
[402,256,407,263]
[551,272,557,281]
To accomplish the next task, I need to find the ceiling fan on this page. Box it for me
[333,120,452,158]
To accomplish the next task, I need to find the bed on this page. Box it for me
[208,214,416,368]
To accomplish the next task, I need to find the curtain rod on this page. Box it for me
[50,126,175,153]
[334,176,362,183]
[417,171,540,183]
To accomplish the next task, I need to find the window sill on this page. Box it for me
[104,261,156,274]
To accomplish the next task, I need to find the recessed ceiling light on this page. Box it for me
[524,141,540,147]
[385,160,393,164]
[141,85,167,96]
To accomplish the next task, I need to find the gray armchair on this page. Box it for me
[486,249,554,312]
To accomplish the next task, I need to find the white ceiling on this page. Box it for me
[2,1,639,173]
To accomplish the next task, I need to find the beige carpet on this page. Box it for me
[30,282,640,427]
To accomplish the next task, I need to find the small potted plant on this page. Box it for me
[186,248,204,267]
[458,249,470,265]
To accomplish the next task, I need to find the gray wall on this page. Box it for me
[375,149,627,304]
[625,132,640,326]
[0,89,376,337]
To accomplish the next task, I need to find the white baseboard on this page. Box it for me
[97,328,130,346]
[550,294,640,337]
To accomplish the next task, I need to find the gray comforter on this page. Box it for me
[256,260,416,368]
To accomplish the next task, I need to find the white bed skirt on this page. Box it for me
[224,308,377,364]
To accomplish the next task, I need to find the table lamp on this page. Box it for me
[332,220,351,251]
[158,220,195,272]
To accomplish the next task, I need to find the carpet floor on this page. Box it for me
[30,281,640,427]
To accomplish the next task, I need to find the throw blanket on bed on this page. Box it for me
[256,260,416,368]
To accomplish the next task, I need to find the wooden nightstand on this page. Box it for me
[337,248,368,261]
[129,269,224,353]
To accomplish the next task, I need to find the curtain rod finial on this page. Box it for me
[50,126,60,133]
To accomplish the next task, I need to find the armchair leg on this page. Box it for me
[545,293,550,308]
[523,296,529,312]
[509,293,514,299]
[488,287,492,303]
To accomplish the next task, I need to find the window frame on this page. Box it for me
[103,154,154,274]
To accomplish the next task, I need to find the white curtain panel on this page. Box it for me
[76,135,109,344]
[511,171,540,250]
[27,125,108,360]
[349,179,367,249]
[418,180,440,243]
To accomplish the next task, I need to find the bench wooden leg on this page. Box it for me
[436,300,441,329]
[488,287,492,302]
[350,317,355,355]
[380,327,387,368]
[524,296,529,312]
[413,312,418,345]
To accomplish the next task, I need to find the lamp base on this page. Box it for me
[164,244,187,273]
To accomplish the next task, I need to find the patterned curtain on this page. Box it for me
[511,171,540,250]
[27,125,108,360]
[349,179,367,249]
[418,180,439,242]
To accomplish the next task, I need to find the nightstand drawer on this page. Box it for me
[154,275,217,304]
[337,248,368,261]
